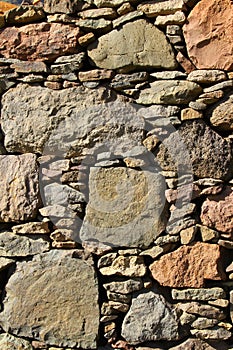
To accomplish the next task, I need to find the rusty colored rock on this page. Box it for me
[0,1,17,15]
[201,186,233,234]
[150,242,226,288]
[0,22,82,62]
[183,0,233,71]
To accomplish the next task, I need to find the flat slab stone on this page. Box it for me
[121,289,180,343]
[183,0,233,71]
[0,250,99,348]
[150,242,226,288]
[0,22,82,62]
[0,154,40,222]
[88,19,177,70]
[80,166,166,248]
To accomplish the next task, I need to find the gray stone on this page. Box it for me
[18,74,45,83]
[190,328,232,340]
[137,80,202,105]
[103,279,143,294]
[178,302,226,320]
[88,19,177,71]
[150,71,186,80]
[1,84,143,155]
[192,317,218,329]
[110,72,148,90]
[121,289,180,343]
[0,232,50,257]
[75,18,112,32]
[203,80,233,93]
[0,333,33,350]
[138,0,185,17]
[51,53,85,73]
[172,288,226,301]
[94,0,134,7]
[112,10,143,28]
[107,291,131,304]
[0,250,99,348]
[0,154,40,222]
[44,0,84,14]
[187,70,227,84]
[0,79,15,94]
[80,167,166,248]
[97,252,118,268]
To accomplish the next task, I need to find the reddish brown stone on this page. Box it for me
[150,242,226,288]
[176,51,196,73]
[201,186,233,234]
[183,0,233,71]
[0,22,82,62]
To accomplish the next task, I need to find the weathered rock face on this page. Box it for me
[169,338,227,350]
[5,6,45,24]
[1,84,143,155]
[183,0,233,71]
[150,242,226,288]
[209,95,233,131]
[137,80,202,105]
[44,0,84,14]
[138,0,185,17]
[0,22,82,61]
[80,166,166,248]
[121,289,180,343]
[0,333,33,350]
[0,154,40,222]
[88,19,177,70]
[0,250,99,348]
[201,186,233,234]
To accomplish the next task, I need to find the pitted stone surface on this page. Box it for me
[121,289,179,343]
[0,250,99,348]
[183,0,233,71]
[0,154,40,222]
[88,19,177,70]
[0,22,82,61]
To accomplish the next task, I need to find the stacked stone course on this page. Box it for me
[0,0,233,349]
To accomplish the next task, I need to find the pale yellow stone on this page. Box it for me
[180,226,197,244]
[198,225,219,242]
[218,322,232,330]
[155,11,186,26]
[143,135,160,151]
[181,108,203,120]
[208,299,229,308]
[100,255,147,277]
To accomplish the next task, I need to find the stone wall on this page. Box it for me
[0,0,233,349]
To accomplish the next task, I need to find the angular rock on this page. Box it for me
[180,226,197,244]
[0,23,82,62]
[178,302,226,320]
[80,8,117,19]
[150,71,186,80]
[171,287,226,301]
[110,72,149,90]
[137,80,202,105]
[209,299,229,308]
[155,11,186,26]
[103,279,143,294]
[121,289,180,343]
[201,186,233,233]
[198,225,219,242]
[76,18,112,32]
[88,19,177,70]
[11,61,47,73]
[183,0,233,71]
[0,154,40,222]
[187,70,227,84]
[44,0,83,14]
[150,242,226,288]
[0,250,99,348]
[112,10,143,28]
[140,246,164,259]
[0,257,15,272]
[100,256,146,277]
[79,69,113,82]
[12,221,50,235]
[0,231,49,257]
[5,6,45,24]
[181,108,203,120]
[176,51,196,73]
[138,0,185,17]
[192,317,218,330]
[190,327,232,340]
[94,0,132,7]
[80,167,166,248]
[0,1,17,14]
[203,80,233,93]
[209,95,233,131]
[0,333,33,350]
[169,338,225,350]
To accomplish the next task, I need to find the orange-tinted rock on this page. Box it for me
[0,22,82,62]
[201,186,233,234]
[0,1,17,15]
[183,0,233,71]
[150,242,226,288]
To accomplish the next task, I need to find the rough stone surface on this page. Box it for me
[0,250,99,348]
[1,84,142,154]
[0,333,33,350]
[80,167,166,248]
[0,23,82,62]
[171,287,226,301]
[209,95,233,131]
[12,222,50,235]
[183,0,233,71]
[201,186,233,234]
[88,19,177,70]
[11,61,48,73]
[0,232,50,257]
[5,6,45,24]
[187,70,227,84]
[138,0,185,17]
[150,242,226,288]
[121,289,179,343]
[0,154,40,222]
[44,0,84,14]
[100,256,146,277]
[178,302,226,320]
[137,80,202,105]
[169,338,225,350]
[0,257,15,272]
[190,328,232,340]
[103,279,143,294]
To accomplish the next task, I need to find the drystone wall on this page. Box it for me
[0,0,233,349]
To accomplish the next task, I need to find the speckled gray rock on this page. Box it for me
[0,250,99,348]
[0,154,40,222]
[88,19,177,70]
[121,289,180,343]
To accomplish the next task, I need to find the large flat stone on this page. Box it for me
[137,80,202,105]
[0,250,99,348]
[0,22,82,62]
[183,0,233,71]
[0,154,40,222]
[150,242,226,288]
[88,19,177,70]
[121,289,180,343]
[80,166,166,248]
[201,186,233,234]
[1,84,143,155]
